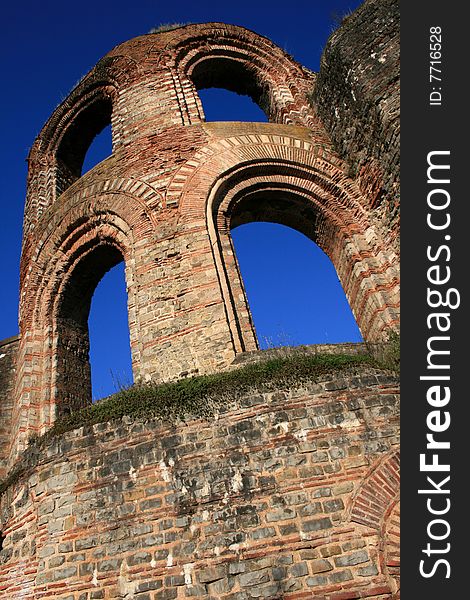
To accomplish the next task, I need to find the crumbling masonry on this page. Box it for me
[0,1,400,598]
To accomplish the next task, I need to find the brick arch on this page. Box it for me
[32,211,134,325]
[25,82,119,229]
[12,186,159,461]
[23,187,155,342]
[20,178,161,329]
[35,80,117,155]
[349,450,400,530]
[24,50,146,231]
[174,129,399,345]
[349,450,400,597]
[47,224,129,417]
[208,165,395,348]
[170,23,316,125]
[170,130,371,214]
[19,212,135,433]
[27,52,139,163]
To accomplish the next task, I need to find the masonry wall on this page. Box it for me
[0,337,19,479]
[11,116,400,464]
[0,367,399,599]
[0,8,401,597]
[4,13,400,463]
[312,0,400,251]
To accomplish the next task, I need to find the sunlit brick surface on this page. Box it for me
[0,4,400,596]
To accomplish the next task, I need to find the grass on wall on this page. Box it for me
[0,342,399,497]
[46,350,396,442]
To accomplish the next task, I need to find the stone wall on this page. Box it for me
[0,7,401,597]
[0,366,399,599]
[312,0,400,251]
[0,337,19,479]
[11,17,400,464]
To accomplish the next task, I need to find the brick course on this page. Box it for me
[0,368,399,599]
[0,5,400,596]
[0,15,400,462]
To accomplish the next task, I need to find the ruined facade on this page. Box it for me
[0,1,400,597]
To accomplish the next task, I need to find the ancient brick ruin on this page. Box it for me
[0,1,400,597]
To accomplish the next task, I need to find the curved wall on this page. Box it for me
[0,10,401,598]
[0,13,401,464]
[12,117,400,464]
[0,367,399,599]
[313,0,400,250]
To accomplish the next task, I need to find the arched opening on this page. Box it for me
[199,88,268,122]
[82,124,113,175]
[190,57,270,120]
[205,160,393,353]
[55,96,112,196]
[224,185,362,351]
[55,243,131,415]
[231,222,362,348]
[89,262,133,401]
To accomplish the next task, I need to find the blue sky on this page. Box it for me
[0,0,362,399]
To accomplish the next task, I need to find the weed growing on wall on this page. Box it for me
[0,347,398,497]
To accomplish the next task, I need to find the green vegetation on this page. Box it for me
[44,351,383,442]
[368,330,400,374]
[0,344,399,497]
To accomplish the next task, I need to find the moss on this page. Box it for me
[0,348,396,497]
[44,351,378,438]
